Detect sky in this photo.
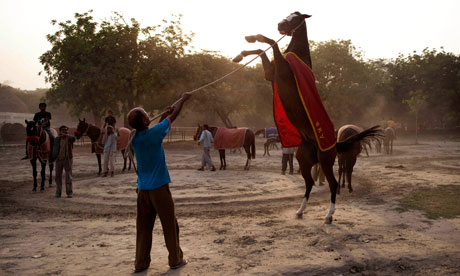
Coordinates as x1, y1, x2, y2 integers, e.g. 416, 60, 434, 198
1, 0, 459, 90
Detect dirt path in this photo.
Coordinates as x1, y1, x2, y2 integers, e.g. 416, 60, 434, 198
0, 138, 459, 275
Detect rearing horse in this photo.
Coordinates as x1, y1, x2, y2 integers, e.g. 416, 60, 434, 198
194, 125, 256, 170
234, 12, 381, 223
25, 120, 56, 192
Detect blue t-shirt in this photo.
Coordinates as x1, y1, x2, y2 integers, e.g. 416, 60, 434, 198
132, 118, 171, 190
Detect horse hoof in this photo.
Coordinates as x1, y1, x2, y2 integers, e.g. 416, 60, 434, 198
325, 216, 333, 224
232, 53, 243, 63
348, 188, 353, 193
296, 212, 303, 219
245, 35, 257, 43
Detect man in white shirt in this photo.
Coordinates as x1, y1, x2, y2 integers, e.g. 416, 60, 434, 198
197, 124, 216, 171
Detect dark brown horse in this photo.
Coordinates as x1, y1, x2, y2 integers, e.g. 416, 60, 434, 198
194, 125, 256, 170
337, 125, 382, 194
75, 118, 131, 175
234, 11, 382, 223
25, 120, 55, 191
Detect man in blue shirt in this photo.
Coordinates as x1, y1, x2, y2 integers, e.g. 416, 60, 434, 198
128, 92, 190, 273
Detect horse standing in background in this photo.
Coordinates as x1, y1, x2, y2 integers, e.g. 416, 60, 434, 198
195, 125, 256, 170
255, 128, 280, 156
25, 120, 56, 191
337, 125, 382, 194
75, 118, 131, 175
233, 11, 382, 223
383, 127, 396, 154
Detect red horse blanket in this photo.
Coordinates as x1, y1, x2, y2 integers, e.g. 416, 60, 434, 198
93, 127, 130, 154
27, 128, 57, 160
213, 128, 247, 149
273, 52, 336, 151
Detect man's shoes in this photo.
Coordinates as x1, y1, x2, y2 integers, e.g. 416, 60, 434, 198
197, 167, 204, 171
133, 267, 149, 273
56, 194, 61, 198
102, 172, 108, 177
110, 171, 114, 177
21, 156, 28, 160
281, 171, 286, 175
170, 259, 188, 269
211, 166, 216, 171
67, 195, 72, 198
289, 171, 294, 175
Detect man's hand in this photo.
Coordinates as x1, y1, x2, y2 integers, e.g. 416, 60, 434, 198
163, 106, 174, 115
182, 92, 192, 101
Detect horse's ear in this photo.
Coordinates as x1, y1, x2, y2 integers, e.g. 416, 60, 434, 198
303, 14, 311, 18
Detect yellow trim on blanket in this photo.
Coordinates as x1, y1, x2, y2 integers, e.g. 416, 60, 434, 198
285, 52, 336, 152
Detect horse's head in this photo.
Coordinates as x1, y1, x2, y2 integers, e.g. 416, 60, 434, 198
25, 120, 40, 146
75, 118, 88, 140
194, 124, 203, 141
278, 12, 311, 35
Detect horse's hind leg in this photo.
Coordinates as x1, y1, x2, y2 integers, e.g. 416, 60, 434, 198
122, 149, 127, 171
319, 150, 339, 224
219, 149, 225, 170
295, 142, 317, 218
96, 154, 102, 175
40, 160, 46, 191
244, 146, 251, 170
347, 156, 357, 193
31, 159, 37, 192
49, 162, 54, 187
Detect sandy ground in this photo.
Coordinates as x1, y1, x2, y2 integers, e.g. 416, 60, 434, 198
0, 137, 459, 276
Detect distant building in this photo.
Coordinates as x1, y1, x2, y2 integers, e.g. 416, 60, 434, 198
0, 112, 34, 126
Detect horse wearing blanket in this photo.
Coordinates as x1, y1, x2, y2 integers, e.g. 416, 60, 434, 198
233, 11, 381, 223
195, 125, 256, 170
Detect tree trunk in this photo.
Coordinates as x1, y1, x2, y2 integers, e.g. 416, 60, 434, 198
215, 109, 234, 128
92, 110, 102, 128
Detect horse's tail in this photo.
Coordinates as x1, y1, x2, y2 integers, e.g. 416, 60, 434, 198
251, 139, 256, 159
336, 125, 383, 153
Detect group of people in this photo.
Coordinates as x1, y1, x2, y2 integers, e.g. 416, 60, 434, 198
25, 104, 122, 196
23, 93, 326, 273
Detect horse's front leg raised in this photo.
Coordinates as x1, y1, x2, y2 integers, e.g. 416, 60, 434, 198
233, 49, 274, 81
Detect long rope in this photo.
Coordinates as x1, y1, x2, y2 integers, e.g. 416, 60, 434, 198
148, 34, 289, 123
126, 20, 306, 174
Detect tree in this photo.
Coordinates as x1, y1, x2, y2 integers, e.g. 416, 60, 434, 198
387, 48, 460, 128
311, 39, 389, 126
40, 11, 193, 126
404, 90, 427, 144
